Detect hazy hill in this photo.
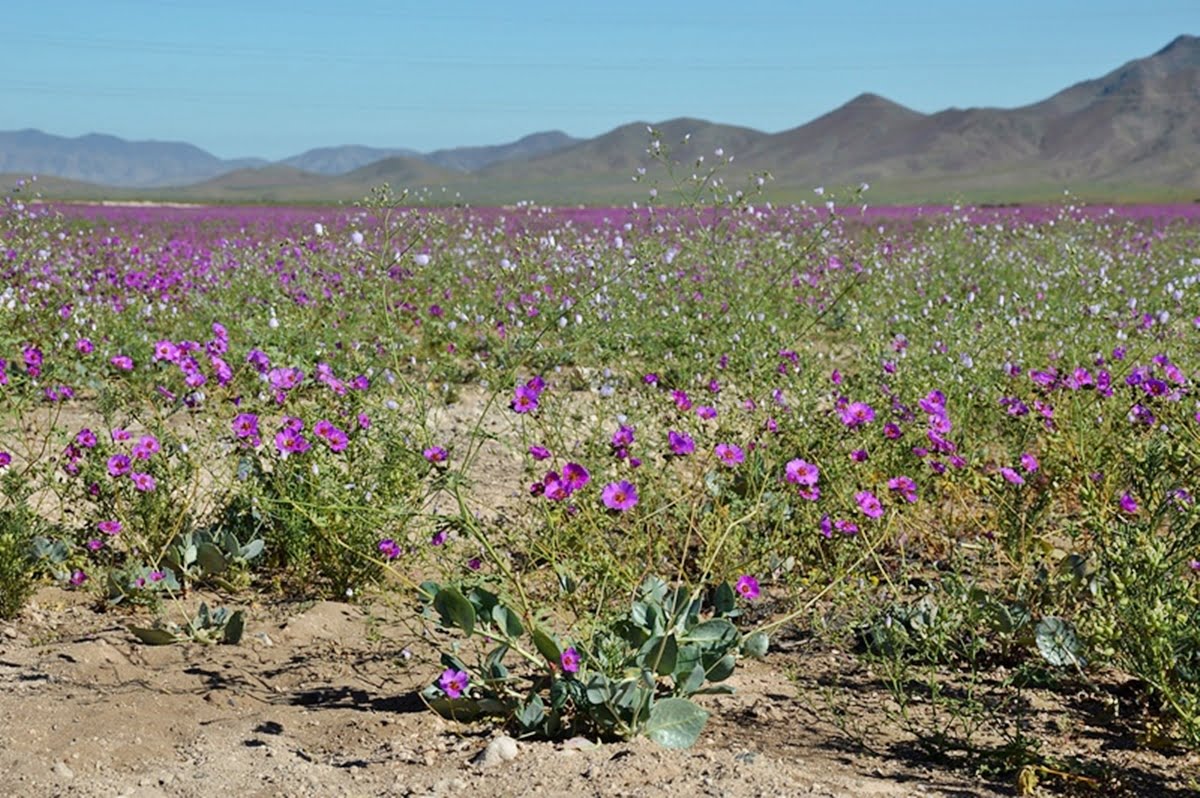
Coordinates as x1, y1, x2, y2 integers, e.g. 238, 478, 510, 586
5, 34, 1199, 203
281, 145, 422, 175
424, 131, 580, 172
0, 129, 266, 187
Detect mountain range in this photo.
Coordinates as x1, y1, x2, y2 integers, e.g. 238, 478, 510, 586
3, 35, 1198, 204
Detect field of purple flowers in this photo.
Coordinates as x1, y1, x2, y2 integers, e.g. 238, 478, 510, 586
2, 176, 1199, 791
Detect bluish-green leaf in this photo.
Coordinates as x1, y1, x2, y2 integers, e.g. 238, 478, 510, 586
433, 586, 476, 637
646, 698, 709, 749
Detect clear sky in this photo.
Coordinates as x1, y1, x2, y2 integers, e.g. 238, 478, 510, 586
2, 0, 1194, 160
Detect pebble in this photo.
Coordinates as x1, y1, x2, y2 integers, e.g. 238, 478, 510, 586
472, 735, 519, 768
53, 761, 74, 780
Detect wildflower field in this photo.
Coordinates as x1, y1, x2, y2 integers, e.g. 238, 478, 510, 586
2, 167, 1200, 795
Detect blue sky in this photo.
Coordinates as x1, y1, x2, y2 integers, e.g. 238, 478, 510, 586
2, 1, 1194, 160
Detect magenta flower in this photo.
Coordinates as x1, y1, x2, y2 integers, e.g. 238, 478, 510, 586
423, 446, 448, 464
999, 467, 1025, 486
75, 428, 98, 449
696, 405, 717, 420
110, 355, 134, 371
855, 490, 884, 519
560, 647, 581, 674
602, 481, 639, 511
0, 451, 11, 468
735, 575, 760, 600
785, 458, 820, 486
86, 539, 104, 552
378, 539, 401, 560
1020, 453, 1039, 473
69, 570, 88, 587
887, 475, 919, 503
512, 384, 539, 413
111, 428, 133, 443
98, 520, 122, 536
562, 462, 590, 492
611, 425, 635, 448
438, 668, 470, 699
839, 401, 876, 428
107, 454, 131, 477
834, 518, 859, 536
274, 429, 311, 456
715, 443, 744, 467
849, 449, 869, 463
232, 413, 259, 439
326, 429, 349, 452
528, 445, 551, 461
130, 472, 156, 492
672, 390, 692, 411
667, 430, 695, 456
819, 515, 833, 539
131, 435, 160, 460
1119, 492, 1139, 514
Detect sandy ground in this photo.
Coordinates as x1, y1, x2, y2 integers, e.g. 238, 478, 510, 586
3, 586, 1198, 798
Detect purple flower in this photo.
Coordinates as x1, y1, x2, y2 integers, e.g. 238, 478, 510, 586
512, 384, 539, 413
75, 428, 97, 449
696, 405, 717, 420
0, 451, 12, 468
1000, 467, 1025, 485
562, 462, 590, 492
849, 449, 869, 463
76, 338, 94, 354
667, 430, 695, 456
1020, 453, 1039, 473
107, 454, 131, 477
834, 518, 859, 536
378, 539, 401, 560
735, 575, 760, 600
232, 413, 260, 439
423, 446, 448, 464
131, 435, 160, 460
887, 476, 918, 503
110, 355, 134, 371
98, 520, 122, 536
715, 443, 744, 467
274, 429, 311, 456
528, 445, 551, 461
601, 481, 638, 511
819, 515, 833, 539
839, 402, 876, 428
430, 529, 449, 546
1119, 492, 1139, 514
130, 472, 157, 492
69, 569, 88, 587
611, 425, 635, 448
86, 538, 105, 552
855, 490, 884, 519
560, 647, 581, 674
785, 458, 820, 486
438, 668, 469, 699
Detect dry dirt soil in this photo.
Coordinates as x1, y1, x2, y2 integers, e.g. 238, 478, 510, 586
2, 586, 1198, 798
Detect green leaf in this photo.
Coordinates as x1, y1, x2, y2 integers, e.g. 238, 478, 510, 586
684, 618, 737, 649
196, 542, 228, 575
741, 631, 769, 660
492, 605, 524, 638
240, 539, 264, 561
713, 582, 736, 616
129, 626, 180, 646
679, 663, 706, 696
531, 627, 561, 663
705, 653, 736, 682
646, 698, 709, 749
433, 587, 476, 637
585, 674, 611, 705
223, 610, 245, 644
642, 634, 677, 676
1035, 617, 1085, 667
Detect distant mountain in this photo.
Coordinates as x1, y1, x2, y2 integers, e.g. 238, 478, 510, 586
0, 129, 266, 187
480, 118, 768, 180
423, 131, 580, 172
281, 145, 421, 175
5, 35, 1199, 203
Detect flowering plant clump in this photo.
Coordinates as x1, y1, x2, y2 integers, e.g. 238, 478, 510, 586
1, 157, 1200, 765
